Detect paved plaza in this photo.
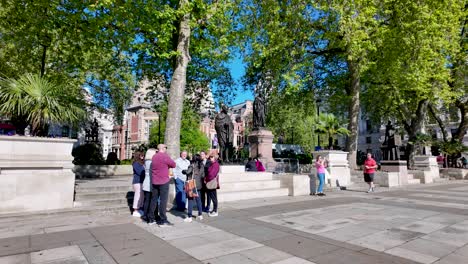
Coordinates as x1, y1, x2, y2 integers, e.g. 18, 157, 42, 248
1, 181, 468, 264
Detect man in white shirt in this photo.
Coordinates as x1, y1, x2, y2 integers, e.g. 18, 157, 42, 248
174, 151, 190, 211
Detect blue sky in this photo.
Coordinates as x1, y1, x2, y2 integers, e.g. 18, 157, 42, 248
227, 56, 254, 105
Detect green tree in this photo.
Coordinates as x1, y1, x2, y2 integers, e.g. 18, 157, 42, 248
0, 73, 86, 136
149, 101, 209, 155
90, 0, 236, 158
0, 0, 135, 124
363, 0, 465, 168
314, 113, 350, 149
267, 89, 318, 152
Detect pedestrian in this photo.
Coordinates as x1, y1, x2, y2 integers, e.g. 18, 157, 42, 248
174, 151, 190, 211
205, 155, 220, 217
132, 151, 145, 217
141, 148, 157, 222
462, 156, 467, 169
314, 155, 327, 196
255, 157, 266, 172
245, 158, 258, 171
364, 153, 378, 193
148, 144, 176, 227
200, 151, 211, 213
183, 154, 204, 222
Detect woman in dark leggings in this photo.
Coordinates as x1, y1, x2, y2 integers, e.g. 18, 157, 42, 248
205, 155, 220, 217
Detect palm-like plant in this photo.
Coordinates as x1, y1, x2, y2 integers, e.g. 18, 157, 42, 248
315, 113, 350, 149
0, 73, 86, 136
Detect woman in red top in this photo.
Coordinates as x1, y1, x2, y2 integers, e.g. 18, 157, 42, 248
364, 153, 378, 193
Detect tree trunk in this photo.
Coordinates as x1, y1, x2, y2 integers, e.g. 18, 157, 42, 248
455, 99, 468, 143
428, 103, 448, 142
40, 44, 47, 77
404, 99, 428, 169
164, 0, 191, 159
345, 59, 360, 170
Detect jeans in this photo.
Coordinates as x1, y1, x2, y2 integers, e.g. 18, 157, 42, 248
187, 189, 203, 217
317, 173, 325, 193
143, 191, 152, 217
149, 182, 169, 222
175, 178, 186, 210
207, 189, 218, 212
201, 186, 210, 211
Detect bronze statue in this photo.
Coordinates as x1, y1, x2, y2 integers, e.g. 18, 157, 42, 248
382, 121, 400, 160
253, 94, 266, 129
215, 105, 234, 162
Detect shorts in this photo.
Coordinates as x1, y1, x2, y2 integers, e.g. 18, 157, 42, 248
364, 173, 374, 183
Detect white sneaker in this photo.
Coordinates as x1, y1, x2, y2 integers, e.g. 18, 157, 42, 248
209, 211, 218, 217
196, 215, 204, 221
184, 217, 193, 223
132, 211, 141, 217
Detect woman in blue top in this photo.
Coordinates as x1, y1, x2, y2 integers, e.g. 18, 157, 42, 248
132, 151, 145, 217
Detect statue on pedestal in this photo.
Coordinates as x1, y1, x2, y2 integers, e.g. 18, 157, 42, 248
215, 105, 234, 162
382, 121, 400, 160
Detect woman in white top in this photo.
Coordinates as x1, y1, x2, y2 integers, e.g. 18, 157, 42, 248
141, 148, 157, 222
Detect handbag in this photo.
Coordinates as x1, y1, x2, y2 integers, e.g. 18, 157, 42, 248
206, 175, 218, 190
185, 179, 198, 198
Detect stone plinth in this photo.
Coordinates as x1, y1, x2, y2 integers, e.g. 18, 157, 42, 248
73, 165, 133, 178
414, 156, 440, 179
248, 129, 276, 171
279, 174, 310, 196
374, 171, 400, 187
0, 136, 76, 213
381, 160, 408, 185
312, 150, 351, 187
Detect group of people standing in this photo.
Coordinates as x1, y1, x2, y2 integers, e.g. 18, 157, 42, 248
131, 144, 220, 227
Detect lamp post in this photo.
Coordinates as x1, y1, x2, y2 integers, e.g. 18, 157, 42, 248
316, 99, 322, 148
158, 112, 161, 145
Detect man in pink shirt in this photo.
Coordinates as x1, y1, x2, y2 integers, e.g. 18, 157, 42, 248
148, 144, 176, 227
364, 153, 378, 193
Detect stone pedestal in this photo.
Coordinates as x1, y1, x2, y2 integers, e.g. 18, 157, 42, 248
279, 174, 310, 196
381, 160, 408, 185
248, 129, 276, 171
312, 150, 351, 187
374, 171, 400, 187
414, 156, 440, 179
0, 136, 76, 213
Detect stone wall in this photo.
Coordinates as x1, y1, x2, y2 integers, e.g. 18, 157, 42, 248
0, 136, 76, 214
73, 165, 133, 179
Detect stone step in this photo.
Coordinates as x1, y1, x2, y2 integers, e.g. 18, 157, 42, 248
220, 165, 245, 174
220, 173, 274, 183
0, 204, 129, 224
74, 198, 130, 207
433, 177, 450, 183
407, 178, 421, 184
221, 180, 281, 192
75, 191, 131, 201
75, 185, 132, 193
218, 188, 289, 203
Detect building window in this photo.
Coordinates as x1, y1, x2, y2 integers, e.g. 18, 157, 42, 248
366, 137, 372, 144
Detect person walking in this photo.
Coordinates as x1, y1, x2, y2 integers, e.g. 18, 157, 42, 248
205, 155, 220, 217
142, 148, 157, 222
132, 151, 145, 217
200, 151, 211, 213
183, 154, 204, 222
314, 155, 327, 196
148, 144, 176, 227
364, 153, 378, 193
